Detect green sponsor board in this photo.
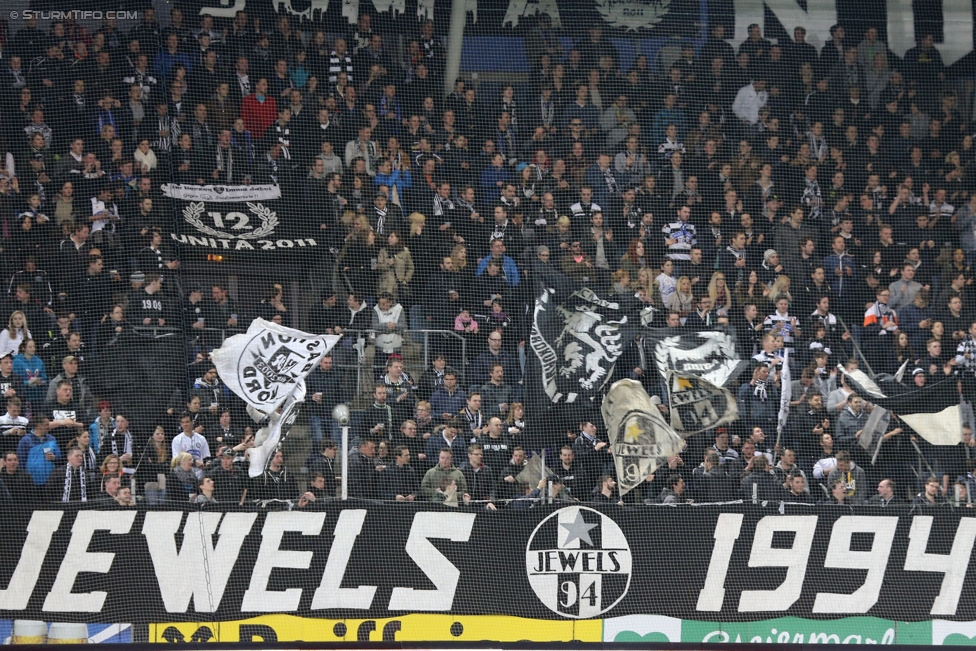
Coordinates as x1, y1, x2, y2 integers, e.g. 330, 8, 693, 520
680, 617, 931, 645
605, 615, 957, 644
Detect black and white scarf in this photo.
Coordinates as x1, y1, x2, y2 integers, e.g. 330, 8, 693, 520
802, 178, 823, 221
540, 97, 554, 128
216, 145, 234, 182
272, 122, 291, 159
61, 463, 87, 502
237, 73, 250, 98
603, 167, 619, 195
374, 205, 388, 235
266, 154, 279, 184
107, 428, 133, 458
753, 379, 768, 401
462, 407, 483, 433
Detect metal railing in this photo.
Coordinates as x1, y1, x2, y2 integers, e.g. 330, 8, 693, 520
168, 324, 469, 400
325, 328, 468, 400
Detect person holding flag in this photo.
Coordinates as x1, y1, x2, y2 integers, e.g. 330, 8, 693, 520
210, 318, 340, 478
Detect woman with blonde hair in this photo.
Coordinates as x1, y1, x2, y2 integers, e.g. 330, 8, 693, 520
408, 212, 426, 236
0, 310, 30, 358
548, 216, 574, 252
505, 402, 526, 439
450, 243, 468, 270
168, 452, 198, 502
767, 275, 793, 308
377, 231, 415, 302
708, 271, 733, 316
666, 276, 694, 319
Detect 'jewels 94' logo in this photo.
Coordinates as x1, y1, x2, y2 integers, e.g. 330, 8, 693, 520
525, 506, 632, 618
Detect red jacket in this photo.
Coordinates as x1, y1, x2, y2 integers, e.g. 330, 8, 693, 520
241, 94, 278, 140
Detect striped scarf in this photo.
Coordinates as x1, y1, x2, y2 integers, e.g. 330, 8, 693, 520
62, 464, 87, 502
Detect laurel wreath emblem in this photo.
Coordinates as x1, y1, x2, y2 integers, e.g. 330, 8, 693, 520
182, 201, 279, 240
594, 0, 672, 31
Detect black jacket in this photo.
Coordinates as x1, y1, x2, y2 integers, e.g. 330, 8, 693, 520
460, 461, 496, 502
379, 463, 421, 500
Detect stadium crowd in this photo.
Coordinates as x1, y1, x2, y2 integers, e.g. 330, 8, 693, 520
0, 8, 975, 509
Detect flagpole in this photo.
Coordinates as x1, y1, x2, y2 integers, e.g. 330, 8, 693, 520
774, 349, 791, 468
909, 436, 938, 478
837, 316, 875, 377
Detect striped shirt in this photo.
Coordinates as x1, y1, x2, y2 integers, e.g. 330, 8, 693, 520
662, 220, 696, 261
328, 51, 354, 84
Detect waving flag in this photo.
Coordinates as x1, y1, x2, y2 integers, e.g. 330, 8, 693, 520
211, 318, 339, 414
667, 371, 738, 436
602, 379, 684, 497
211, 318, 340, 476
840, 367, 961, 446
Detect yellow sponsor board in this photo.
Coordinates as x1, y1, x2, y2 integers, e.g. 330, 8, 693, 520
150, 614, 601, 643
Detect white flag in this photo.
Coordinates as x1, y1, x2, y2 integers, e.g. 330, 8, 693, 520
777, 349, 791, 437
246, 382, 307, 478
602, 379, 683, 497
901, 406, 963, 446
211, 318, 340, 414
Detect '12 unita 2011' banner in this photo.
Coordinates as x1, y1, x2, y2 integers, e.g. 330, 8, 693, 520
164, 183, 321, 258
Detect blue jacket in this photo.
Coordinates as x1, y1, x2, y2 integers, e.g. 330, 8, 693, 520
822, 252, 857, 294
476, 254, 520, 286
18, 431, 60, 469
480, 165, 511, 201
374, 168, 413, 197
13, 353, 46, 387
153, 50, 192, 81
430, 386, 467, 419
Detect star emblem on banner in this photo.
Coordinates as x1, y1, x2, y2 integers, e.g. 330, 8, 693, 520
624, 419, 642, 444
561, 511, 597, 546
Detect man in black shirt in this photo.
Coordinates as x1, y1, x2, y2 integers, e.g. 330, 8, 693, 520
206, 448, 245, 504
379, 445, 421, 501
305, 440, 338, 496
0, 451, 35, 503
249, 448, 297, 502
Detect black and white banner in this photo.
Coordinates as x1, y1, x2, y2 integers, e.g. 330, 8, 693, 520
528, 287, 644, 405
603, 379, 683, 496
647, 327, 746, 389
666, 371, 738, 435
163, 183, 321, 257
4, 504, 976, 623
